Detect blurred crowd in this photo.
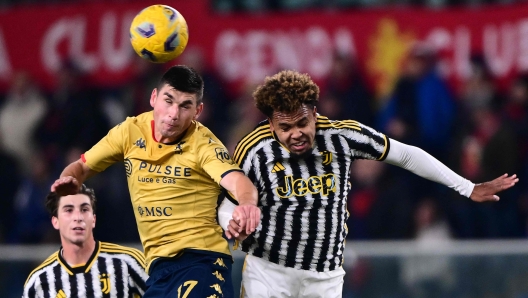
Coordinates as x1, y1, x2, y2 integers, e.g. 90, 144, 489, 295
0, 40, 527, 247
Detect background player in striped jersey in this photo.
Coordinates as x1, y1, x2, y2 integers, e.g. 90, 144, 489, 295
50, 65, 260, 298
219, 70, 519, 298
22, 184, 148, 297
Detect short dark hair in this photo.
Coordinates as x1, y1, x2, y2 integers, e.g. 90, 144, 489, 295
158, 65, 204, 104
253, 70, 320, 118
45, 184, 97, 218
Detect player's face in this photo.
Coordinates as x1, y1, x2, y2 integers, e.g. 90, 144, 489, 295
52, 194, 96, 246
150, 84, 203, 144
269, 105, 317, 155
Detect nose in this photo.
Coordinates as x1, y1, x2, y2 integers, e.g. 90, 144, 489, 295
291, 127, 303, 139
168, 105, 179, 120
73, 210, 84, 222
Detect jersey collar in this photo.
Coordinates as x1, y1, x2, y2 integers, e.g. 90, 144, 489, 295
57, 240, 101, 275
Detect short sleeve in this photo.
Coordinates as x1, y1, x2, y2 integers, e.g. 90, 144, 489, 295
198, 138, 242, 184
83, 121, 127, 172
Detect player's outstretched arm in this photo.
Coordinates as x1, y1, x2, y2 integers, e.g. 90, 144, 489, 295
51, 158, 97, 196
220, 171, 260, 235
384, 139, 520, 200
470, 174, 519, 202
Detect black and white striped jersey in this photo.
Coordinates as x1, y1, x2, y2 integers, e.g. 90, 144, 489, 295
22, 241, 148, 298
231, 115, 389, 272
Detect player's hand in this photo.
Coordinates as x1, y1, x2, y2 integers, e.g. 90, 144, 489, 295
50, 176, 80, 196
225, 219, 249, 241
470, 174, 519, 202
232, 204, 261, 235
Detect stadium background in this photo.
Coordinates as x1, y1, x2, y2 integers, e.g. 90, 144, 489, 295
0, 0, 527, 297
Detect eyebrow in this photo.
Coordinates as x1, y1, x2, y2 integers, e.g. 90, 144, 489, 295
278, 117, 308, 126
179, 99, 194, 106
163, 92, 174, 99
61, 203, 91, 209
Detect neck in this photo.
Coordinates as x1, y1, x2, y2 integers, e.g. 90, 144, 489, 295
61, 238, 96, 266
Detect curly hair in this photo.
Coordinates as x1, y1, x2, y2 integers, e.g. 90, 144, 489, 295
253, 70, 319, 117
45, 184, 97, 218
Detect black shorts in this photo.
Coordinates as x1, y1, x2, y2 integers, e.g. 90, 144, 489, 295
144, 250, 234, 298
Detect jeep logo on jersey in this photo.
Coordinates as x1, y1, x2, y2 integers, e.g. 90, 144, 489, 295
137, 205, 173, 217
276, 174, 337, 198
215, 147, 233, 164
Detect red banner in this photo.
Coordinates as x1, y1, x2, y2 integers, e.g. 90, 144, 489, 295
0, 0, 527, 96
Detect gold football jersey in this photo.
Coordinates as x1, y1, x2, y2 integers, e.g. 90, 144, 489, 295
83, 111, 241, 270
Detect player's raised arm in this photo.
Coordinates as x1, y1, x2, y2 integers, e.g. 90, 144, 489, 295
50, 158, 98, 196
220, 171, 260, 235
384, 138, 519, 201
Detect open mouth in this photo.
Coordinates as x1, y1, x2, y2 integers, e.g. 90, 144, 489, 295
291, 141, 307, 151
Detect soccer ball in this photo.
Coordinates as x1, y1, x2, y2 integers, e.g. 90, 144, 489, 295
130, 5, 189, 63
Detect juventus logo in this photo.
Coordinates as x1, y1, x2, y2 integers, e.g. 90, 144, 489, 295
320, 150, 333, 165
100, 273, 111, 294
271, 162, 285, 173
55, 289, 66, 298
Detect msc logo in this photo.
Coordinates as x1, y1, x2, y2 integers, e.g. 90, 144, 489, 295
215, 147, 233, 164
276, 174, 336, 198
320, 150, 333, 166
124, 159, 132, 177
134, 138, 146, 150
137, 205, 173, 217
100, 273, 111, 294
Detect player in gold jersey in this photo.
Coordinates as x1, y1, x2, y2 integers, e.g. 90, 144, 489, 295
50, 65, 260, 298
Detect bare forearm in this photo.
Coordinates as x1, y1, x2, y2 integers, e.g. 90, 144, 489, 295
60, 159, 98, 187
220, 171, 258, 206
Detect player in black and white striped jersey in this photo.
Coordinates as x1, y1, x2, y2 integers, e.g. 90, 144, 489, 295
22, 185, 148, 298
218, 70, 519, 298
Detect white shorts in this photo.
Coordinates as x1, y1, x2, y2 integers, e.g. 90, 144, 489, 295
240, 255, 345, 298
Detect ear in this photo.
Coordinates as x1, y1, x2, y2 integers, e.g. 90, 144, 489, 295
149, 88, 158, 108
92, 214, 96, 229
51, 216, 59, 230
193, 103, 204, 120
312, 106, 317, 118
268, 117, 275, 132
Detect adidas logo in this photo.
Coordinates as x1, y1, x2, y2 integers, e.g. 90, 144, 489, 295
56, 289, 66, 298
271, 162, 285, 173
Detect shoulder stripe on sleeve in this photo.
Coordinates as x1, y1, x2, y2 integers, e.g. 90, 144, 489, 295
24, 251, 58, 286
233, 123, 269, 159
317, 122, 361, 131
233, 126, 273, 164
101, 242, 145, 261
100, 243, 146, 267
